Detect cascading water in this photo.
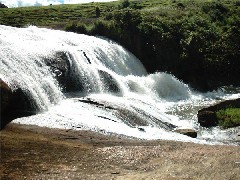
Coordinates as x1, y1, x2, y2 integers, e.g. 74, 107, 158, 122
1, 25, 239, 144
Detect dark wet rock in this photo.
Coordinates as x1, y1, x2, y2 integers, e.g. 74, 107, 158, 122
83, 51, 91, 64
44, 51, 71, 89
174, 129, 197, 138
198, 110, 218, 127
98, 70, 120, 93
78, 98, 116, 110
97, 116, 117, 122
1, 79, 13, 128
0, 79, 36, 129
138, 127, 145, 132
236, 133, 240, 141
197, 98, 240, 128
0, 79, 12, 112
77, 97, 176, 130
44, 51, 85, 91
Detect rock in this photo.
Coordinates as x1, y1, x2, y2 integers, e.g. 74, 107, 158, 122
236, 133, 240, 141
0, 79, 36, 129
1, 79, 13, 128
44, 51, 71, 90
197, 110, 218, 127
197, 98, 240, 128
0, 79, 13, 112
98, 70, 120, 93
174, 129, 197, 138
138, 127, 145, 132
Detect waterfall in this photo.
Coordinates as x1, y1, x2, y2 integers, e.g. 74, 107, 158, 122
1, 25, 239, 144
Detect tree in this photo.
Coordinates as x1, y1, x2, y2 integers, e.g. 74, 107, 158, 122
0, 3, 8, 8
96, 7, 100, 18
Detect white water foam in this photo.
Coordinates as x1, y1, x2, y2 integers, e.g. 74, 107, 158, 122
1, 25, 240, 144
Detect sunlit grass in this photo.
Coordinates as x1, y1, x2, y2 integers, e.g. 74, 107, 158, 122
216, 108, 240, 129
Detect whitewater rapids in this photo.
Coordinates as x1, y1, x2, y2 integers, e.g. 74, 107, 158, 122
0, 25, 239, 144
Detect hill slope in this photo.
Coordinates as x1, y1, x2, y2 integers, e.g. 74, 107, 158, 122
0, 0, 240, 91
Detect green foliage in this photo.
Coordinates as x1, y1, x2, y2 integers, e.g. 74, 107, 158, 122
0, 0, 240, 90
216, 108, 240, 129
95, 7, 101, 18
119, 0, 130, 9
65, 22, 87, 34
202, 2, 229, 22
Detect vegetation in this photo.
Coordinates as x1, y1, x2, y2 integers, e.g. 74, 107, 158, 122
216, 108, 240, 129
0, 0, 240, 91
0, 3, 8, 8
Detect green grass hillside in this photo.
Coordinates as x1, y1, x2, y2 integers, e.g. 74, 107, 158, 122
0, 0, 240, 91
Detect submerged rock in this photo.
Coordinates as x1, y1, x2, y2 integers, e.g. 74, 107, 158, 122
44, 51, 71, 90
98, 70, 120, 93
174, 129, 197, 138
197, 98, 240, 128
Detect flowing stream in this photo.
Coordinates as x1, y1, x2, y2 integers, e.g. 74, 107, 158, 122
1, 25, 239, 144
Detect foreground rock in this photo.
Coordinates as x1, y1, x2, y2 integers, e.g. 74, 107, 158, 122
0, 79, 36, 129
197, 98, 240, 128
174, 129, 197, 138
0, 79, 13, 128
1, 124, 240, 180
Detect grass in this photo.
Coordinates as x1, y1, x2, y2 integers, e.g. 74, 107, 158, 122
0, 0, 240, 91
1, 0, 238, 28
0, 1, 123, 28
216, 108, 240, 129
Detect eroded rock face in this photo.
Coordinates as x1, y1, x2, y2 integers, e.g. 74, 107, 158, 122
0, 79, 36, 129
1, 79, 13, 128
197, 98, 240, 128
1, 79, 13, 114
44, 51, 71, 90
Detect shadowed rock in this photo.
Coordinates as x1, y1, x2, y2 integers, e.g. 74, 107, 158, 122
0, 79, 36, 129
174, 129, 197, 138
197, 98, 240, 128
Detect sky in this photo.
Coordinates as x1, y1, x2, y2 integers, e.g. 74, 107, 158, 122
0, 0, 117, 8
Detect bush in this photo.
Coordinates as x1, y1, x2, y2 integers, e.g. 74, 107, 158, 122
65, 22, 87, 34
119, 0, 130, 9
216, 108, 240, 128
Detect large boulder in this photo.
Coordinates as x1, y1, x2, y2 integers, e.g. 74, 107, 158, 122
1, 79, 13, 115
44, 51, 71, 90
0, 79, 36, 129
197, 110, 218, 127
197, 98, 240, 128
1, 79, 13, 128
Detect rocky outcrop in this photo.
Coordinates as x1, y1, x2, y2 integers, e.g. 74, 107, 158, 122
1, 79, 13, 115
0, 79, 36, 129
174, 129, 197, 138
197, 98, 240, 128
197, 111, 218, 127
44, 51, 71, 90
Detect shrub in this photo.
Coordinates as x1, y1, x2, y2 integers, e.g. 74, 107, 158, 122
216, 108, 240, 129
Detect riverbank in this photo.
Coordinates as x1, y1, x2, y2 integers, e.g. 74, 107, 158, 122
1, 123, 239, 179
